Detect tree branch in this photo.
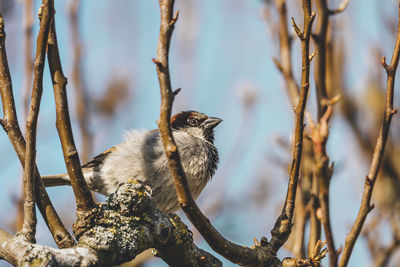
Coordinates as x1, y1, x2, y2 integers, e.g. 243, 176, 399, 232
308, 188, 321, 257
0, 182, 222, 267
0, 13, 75, 248
312, 3, 346, 264
272, 0, 300, 106
269, 0, 315, 252
19, 0, 54, 244
339, 3, 400, 267
153, 0, 291, 265
314, 0, 329, 119
13, 0, 34, 235
307, 106, 337, 266
68, 0, 92, 164
21, 0, 34, 120
46, 0, 96, 213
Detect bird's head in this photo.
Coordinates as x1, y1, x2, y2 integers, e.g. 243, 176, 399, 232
171, 111, 222, 143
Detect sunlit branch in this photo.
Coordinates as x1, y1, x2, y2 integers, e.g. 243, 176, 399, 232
269, 0, 315, 252
339, 3, 400, 267
0, 12, 75, 249
46, 0, 96, 213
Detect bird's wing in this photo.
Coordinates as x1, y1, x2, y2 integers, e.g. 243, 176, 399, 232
82, 147, 116, 169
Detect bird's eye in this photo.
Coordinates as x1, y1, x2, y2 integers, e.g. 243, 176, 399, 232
188, 118, 198, 126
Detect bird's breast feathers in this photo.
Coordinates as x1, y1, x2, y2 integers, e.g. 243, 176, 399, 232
98, 129, 218, 195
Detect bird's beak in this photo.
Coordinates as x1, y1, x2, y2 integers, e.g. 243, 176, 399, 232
203, 117, 222, 130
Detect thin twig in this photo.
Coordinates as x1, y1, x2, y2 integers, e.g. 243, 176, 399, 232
0, 13, 75, 249
22, 0, 34, 120
19, 0, 54, 244
312, 2, 347, 264
374, 238, 400, 267
272, 0, 300, 106
68, 0, 92, 164
308, 178, 321, 257
314, 0, 329, 119
283, 240, 328, 267
291, 189, 309, 258
307, 106, 337, 266
268, 1, 315, 257
288, 136, 315, 259
313, 2, 334, 262
339, 3, 400, 267
363, 215, 400, 267
13, 0, 34, 235
46, 0, 96, 213
269, 0, 315, 252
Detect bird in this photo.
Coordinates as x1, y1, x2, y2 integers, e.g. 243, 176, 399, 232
42, 111, 222, 213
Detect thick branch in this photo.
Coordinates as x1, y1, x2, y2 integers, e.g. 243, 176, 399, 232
0, 182, 221, 267
269, 0, 315, 252
46, 2, 96, 213
0, 14, 75, 248
339, 4, 400, 267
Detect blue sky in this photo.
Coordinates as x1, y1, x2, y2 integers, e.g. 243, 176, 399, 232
0, 0, 399, 266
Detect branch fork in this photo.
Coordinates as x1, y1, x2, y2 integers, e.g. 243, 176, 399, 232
291, 12, 316, 40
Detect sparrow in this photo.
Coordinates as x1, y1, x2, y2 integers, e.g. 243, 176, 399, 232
42, 111, 222, 213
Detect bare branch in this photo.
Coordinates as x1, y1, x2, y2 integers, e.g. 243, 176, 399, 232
269, 0, 315, 252
339, 3, 400, 267
21, 0, 34, 120
290, 188, 309, 259
13, 0, 34, 236
272, 57, 284, 73
270, 0, 300, 106
283, 240, 327, 267
362, 215, 400, 267
19, 0, 54, 243
308, 190, 321, 257
154, 0, 287, 265
310, 1, 347, 263
0, 12, 75, 248
0, 182, 222, 267
0, 228, 16, 266
68, 0, 92, 163
46, 1, 96, 213
314, 0, 330, 119
309, 51, 317, 62
308, 106, 338, 266
381, 56, 388, 70
291, 17, 303, 39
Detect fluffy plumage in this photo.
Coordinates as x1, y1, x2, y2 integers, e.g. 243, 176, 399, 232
42, 111, 221, 213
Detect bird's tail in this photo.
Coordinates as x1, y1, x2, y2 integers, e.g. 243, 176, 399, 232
41, 173, 71, 187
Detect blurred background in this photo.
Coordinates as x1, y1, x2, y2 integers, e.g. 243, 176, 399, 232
0, 0, 399, 266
